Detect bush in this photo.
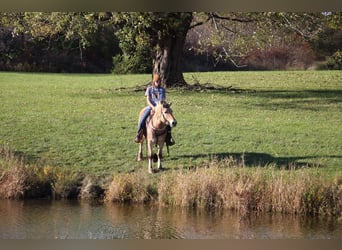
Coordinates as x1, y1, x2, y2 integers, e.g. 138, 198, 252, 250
245, 47, 290, 70
112, 50, 152, 74
244, 44, 315, 70
327, 50, 342, 70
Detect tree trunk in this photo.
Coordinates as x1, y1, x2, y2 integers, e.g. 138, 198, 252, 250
152, 14, 193, 88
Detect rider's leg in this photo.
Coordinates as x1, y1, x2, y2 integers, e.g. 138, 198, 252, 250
135, 107, 152, 143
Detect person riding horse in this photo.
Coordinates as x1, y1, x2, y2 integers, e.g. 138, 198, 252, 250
134, 73, 175, 146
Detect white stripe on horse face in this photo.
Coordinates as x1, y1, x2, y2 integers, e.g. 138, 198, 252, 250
162, 111, 177, 128
169, 119, 177, 128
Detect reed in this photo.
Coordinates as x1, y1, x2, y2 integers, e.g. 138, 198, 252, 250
1, 144, 340, 216
0, 145, 95, 199
105, 164, 341, 216
155, 166, 341, 216
105, 170, 157, 203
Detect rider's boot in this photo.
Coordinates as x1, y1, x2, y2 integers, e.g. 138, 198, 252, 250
134, 130, 143, 143
166, 126, 175, 146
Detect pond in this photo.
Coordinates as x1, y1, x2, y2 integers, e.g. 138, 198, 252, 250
0, 200, 340, 239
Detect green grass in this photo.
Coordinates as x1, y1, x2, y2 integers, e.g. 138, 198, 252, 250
0, 71, 341, 178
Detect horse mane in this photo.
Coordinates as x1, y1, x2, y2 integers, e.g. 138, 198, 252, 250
159, 100, 171, 108
153, 101, 172, 120
154, 101, 164, 117
154, 102, 163, 116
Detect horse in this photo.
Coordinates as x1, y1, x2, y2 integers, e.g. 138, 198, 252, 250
137, 101, 177, 173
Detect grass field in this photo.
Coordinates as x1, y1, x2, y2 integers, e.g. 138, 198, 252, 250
0, 71, 341, 212
0, 71, 341, 177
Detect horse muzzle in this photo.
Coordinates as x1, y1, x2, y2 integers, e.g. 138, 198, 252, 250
170, 120, 177, 127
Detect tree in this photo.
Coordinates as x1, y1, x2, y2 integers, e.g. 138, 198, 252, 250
112, 12, 193, 87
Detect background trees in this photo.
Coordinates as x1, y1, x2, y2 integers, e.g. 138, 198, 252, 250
0, 12, 119, 73
0, 12, 341, 86
185, 12, 341, 71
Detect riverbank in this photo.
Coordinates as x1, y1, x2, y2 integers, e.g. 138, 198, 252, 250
1, 145, 341, 216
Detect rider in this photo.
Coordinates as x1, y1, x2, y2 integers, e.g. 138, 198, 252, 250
134, 73, 175, 146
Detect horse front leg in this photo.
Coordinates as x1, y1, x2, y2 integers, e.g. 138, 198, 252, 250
157, 143, 163, 171
137, 142, 143, 161
147, 141, 153, 174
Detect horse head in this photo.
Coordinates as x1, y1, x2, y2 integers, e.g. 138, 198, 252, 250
155, 101, 177, 128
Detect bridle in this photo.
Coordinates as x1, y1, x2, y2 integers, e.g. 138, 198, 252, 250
149, 105, 172, 136
160, 108, 172, 125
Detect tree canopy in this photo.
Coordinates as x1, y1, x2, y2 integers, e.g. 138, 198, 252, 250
0, 12, 341, 86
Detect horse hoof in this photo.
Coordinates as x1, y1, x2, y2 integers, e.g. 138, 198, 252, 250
148, 168, 153, 174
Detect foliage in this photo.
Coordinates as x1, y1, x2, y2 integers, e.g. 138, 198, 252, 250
323, 12, 342, 30
313, 28, 342, 61
9, 12, 98, 49
112, 12, 193, 47
185, 12, 332, 70
327, 50, 342, 70
1, 12, 341, 75
112, 49, 152, 74
0, 12, 119, 72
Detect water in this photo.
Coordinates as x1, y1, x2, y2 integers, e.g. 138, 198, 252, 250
0, 200, 341, 239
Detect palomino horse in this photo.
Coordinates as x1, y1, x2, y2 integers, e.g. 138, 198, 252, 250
137, 101, 177, 173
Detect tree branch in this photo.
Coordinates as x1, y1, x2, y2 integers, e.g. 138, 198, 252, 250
209, 12, 254, 23
189, 15, 211, 29
280, 13, 310, 41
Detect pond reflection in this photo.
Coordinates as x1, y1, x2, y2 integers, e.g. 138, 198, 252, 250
0, 200, 340, 239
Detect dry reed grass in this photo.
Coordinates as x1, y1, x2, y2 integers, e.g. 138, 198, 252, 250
1, 145, 341, 216
105, 165, 341, 216
0, 145, 36, 199
105, 171, 157, 204
0, 145, 91, 199
157, 166, 341, 215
